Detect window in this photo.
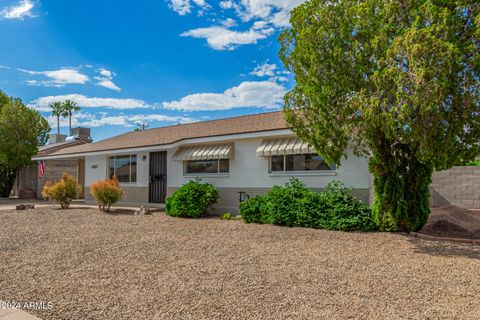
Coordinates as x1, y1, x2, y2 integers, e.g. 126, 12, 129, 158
185, 159, 229, 174
270, 154, 334, 172
108, 155, 137, 183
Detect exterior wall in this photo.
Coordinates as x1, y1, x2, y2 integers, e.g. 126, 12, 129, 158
167, 137, 370, 214
83, 136, 371, 211
85, 186, 149, 205
430, 166, 480, 209
84, 151, 150, 205
168, 138, 369, 189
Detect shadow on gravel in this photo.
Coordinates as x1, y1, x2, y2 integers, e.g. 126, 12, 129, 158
107, 209, 138, 215
408, 237, 480, 260
106, 208, 164, 215
52, 206, 93, 210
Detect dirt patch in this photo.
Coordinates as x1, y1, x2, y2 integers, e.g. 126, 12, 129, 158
421, 205, 480, 239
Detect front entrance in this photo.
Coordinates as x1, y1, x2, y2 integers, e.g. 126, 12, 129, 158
149, 151, 167, 203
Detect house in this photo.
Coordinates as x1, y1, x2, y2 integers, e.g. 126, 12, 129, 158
32, 111, 373, 214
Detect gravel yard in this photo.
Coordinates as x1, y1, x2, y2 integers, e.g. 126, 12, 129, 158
0, 207, 479, 320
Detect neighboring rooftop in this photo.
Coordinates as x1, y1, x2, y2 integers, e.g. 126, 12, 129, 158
37, 140, 89, 156
37, 111, 288, 157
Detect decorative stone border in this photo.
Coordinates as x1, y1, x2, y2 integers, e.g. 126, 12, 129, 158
409, 232, 480, 245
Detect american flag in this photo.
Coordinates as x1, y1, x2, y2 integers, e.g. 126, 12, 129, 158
39, 161, 46, 178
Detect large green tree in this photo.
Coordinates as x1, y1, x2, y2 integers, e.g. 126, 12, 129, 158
279, 0, 480, 231
0, 91, 50, 197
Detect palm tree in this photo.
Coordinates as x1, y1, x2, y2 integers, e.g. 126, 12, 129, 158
62, 100, 80, 135
49, 101, 66, 134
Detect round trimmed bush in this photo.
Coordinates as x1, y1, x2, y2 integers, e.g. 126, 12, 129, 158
90, 177, 123, 212
165, 178, 218, 218
42, 173, 80, 209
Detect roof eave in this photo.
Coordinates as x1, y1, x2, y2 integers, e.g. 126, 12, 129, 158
32, 128, 293, 160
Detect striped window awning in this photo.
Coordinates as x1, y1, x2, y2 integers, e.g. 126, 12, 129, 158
256, 138, 315, 157
173, 144, 234, 161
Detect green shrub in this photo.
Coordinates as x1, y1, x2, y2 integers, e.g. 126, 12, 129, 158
165, 178, 218, 218
464, 160, 480, 166
90, 178, 123, 212
316, 181, 376, 231
220, 213, 233, 220
239, 178, 377, 231
240, 195, 268, 224
42, 173, 80, 209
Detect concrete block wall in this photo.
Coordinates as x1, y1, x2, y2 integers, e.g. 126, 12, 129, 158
430, 166, 480, 209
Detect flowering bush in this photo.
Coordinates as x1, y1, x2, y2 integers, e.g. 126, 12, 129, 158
90, 177, 123, 212
42, 173, 80, 209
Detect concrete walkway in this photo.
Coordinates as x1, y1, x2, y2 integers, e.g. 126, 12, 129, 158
0, 199, 163, 212
0, 199, 54, 211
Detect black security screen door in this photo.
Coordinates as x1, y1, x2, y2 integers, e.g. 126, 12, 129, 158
149, 151, 167, 203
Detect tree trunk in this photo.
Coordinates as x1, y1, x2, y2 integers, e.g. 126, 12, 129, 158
370, 150, 433, 232
0, 167, 17, 198
69, 112, 72, 135
57, 115, 60, 134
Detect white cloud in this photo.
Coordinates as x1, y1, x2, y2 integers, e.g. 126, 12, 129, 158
250, 62, 277, 77
46, 113, 127, 128
45, 115, 79, 129
0, 0, 36, 19
170, 0, 304, 26
249, 62, 291, 82
162, 80, 285, 111
219, 0, 234, 9
19, 68, 89, 87
231, 0, 305, 27
170, 0, 306, 49
221, 17, 237, 27
94, 68, 121, 92
181, 24, 274, 50
98, 68, 113, 78
95, 78, 121, 92
46, 111, 197, 129
169, 0, 210, 15
268, 9, 291, 28
29, 94, 150, 111
268, 76, 289, 82
80, 116, 129, 127
129, 114, 196, 124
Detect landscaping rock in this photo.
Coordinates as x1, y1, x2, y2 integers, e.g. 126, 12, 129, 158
15, 203, 35, 210
1, 207, 479, 320
24, 203, 35, 209
135, 206, 151, 215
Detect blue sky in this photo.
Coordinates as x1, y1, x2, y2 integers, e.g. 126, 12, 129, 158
0, 0, 303, 141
